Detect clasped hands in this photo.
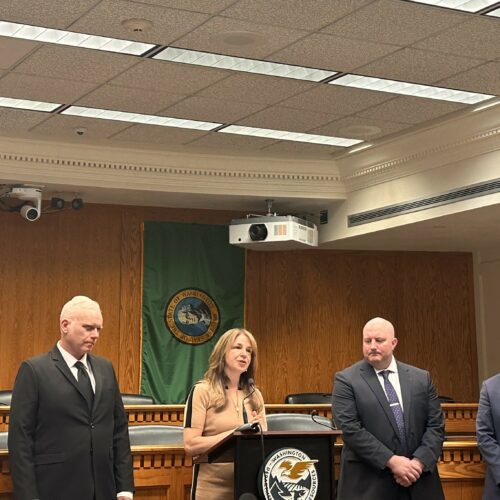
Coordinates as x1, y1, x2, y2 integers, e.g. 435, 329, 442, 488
386, 455, 424, 487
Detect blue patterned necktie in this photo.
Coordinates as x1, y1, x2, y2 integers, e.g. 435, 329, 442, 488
379, 370, 406, 447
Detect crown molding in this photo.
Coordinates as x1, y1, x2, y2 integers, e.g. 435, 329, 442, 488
339, 107, 500, 192
0, 136, 345, 202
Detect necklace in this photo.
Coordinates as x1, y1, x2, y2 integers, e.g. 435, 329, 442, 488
230, 389, 240, 414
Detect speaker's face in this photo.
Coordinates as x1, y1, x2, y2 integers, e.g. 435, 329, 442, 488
224, 333, 252, 376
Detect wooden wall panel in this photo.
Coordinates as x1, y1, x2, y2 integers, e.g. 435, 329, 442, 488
245, 250, 478, 403
0, 205, 478, 405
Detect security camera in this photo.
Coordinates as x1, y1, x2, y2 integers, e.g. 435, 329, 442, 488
20, 204, 40, 221
4, 186, 42, 222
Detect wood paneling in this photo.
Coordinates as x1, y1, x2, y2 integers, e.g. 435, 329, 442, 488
245, 250, 478, 403
0, 205, 478, 404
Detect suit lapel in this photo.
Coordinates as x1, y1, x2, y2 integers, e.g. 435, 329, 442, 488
397, 361, 412, 435
88, 355, 102, 412
360, 360, 401, 439
51, 346, 89, 408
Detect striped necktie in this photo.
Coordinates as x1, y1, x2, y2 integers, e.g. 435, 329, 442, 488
379, 370, 406, 446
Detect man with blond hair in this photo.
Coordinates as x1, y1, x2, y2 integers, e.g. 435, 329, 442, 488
9, 296, 134, 500
333, 317, 444, 500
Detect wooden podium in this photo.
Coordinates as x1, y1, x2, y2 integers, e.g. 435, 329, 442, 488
198, 429, 340, 499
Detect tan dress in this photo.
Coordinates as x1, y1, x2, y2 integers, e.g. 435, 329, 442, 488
184, 381, 266, 500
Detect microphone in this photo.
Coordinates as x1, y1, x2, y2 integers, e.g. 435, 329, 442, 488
311, 409, 337, 430
241, 377, 256, 424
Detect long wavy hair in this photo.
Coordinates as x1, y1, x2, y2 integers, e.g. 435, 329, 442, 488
203, 328, 261, 411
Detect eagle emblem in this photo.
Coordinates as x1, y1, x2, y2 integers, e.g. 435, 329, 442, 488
260, 448, 319, 499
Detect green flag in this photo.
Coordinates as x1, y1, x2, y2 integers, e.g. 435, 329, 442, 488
141, 221, 245, 404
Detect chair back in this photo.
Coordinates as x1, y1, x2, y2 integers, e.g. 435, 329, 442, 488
128, 425, 184, 446
121, 393, 155, 405
285, 392, 332, 404
266, 413, 333, 431
0, 432, 7, 450
0, 391, 12, 406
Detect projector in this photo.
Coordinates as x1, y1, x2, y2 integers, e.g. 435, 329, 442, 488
229, 215, 318, 250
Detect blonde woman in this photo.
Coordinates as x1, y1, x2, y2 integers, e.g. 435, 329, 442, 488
184, 328, 266, 499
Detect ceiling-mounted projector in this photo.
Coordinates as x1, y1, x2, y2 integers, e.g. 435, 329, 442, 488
229, 215, 318, 250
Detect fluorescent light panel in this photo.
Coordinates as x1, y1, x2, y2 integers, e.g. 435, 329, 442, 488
220, 125, 363, 147
0, 96, 60, 112
62, 106, 221, 130
0, 21, 154, 56
329, 74, 494, 104
405, 0, 499, 12
486, 6, 500, 15
154, 47, 336, 82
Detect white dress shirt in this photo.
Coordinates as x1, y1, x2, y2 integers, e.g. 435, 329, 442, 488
373, 356, 404, 411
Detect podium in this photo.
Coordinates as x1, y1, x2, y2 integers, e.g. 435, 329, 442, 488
197, 429, 340, 499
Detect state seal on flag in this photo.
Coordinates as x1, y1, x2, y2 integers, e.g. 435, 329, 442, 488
165, 288, 220, 344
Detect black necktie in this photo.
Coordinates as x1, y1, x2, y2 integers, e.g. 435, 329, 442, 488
379, 370, 406, 447
75, 361, 94, 409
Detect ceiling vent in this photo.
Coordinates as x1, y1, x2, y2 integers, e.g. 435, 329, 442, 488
348, 178, 500, 227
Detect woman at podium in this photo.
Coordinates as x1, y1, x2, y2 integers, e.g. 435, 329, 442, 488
184, 328, 267, 499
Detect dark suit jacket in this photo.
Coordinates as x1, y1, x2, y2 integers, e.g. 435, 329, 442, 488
8, 345, 134, 500
476, 373, 500, 499
332, 359, 444, 500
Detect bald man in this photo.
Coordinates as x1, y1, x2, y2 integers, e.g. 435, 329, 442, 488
8, 296, 134, 500
332, 317, 444, 500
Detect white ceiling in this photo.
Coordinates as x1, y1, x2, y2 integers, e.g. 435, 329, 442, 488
0, 0, 499, 252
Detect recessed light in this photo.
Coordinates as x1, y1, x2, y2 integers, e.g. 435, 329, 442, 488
0, 96, 60, 112
153, 47, 336, 82
0, 20, 155, 56
329, 74, 494, 104
405, 0, 500, 13
219, 125, 363, 147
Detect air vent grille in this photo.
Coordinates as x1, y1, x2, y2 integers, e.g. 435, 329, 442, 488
348, 178, 500, 227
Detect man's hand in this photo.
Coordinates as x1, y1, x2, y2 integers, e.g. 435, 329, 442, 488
386, 455, 422, 487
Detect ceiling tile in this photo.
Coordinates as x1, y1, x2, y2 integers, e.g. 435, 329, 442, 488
13, 45, 137, 84
172, 16, 307, 59
355, 48, 484, 85
414, 17, 500, 61
221, 0, 373, 31
30, 114, 131, 138
280, 85, 393, 116
0, 0, 103, 28
437, 62, 500, 96
270, 33, 399, 73
161, 96, 265, 124
0, 73, 97, 104
237, 106, 340, 132
127, 0, 235, 14
321, 0, 466, 45
76, 84, 185, 113
262, 140, 342, 159
356, 96, 466, 124
198, 73, 312, 105
188, 131, 277, 150
110, 60, 228, 94
111, 123, 208, 145
0, 38, 39, 70
70, 0, 210, 46
312, 115, 411, 140
0, 108, 49, 131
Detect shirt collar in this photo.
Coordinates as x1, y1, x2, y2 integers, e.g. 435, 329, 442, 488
57, 341, 89, 369
374, 356, 398, 376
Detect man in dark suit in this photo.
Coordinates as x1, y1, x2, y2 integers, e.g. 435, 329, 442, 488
8, 296, 134, 500
332, 317, 444, 500
476, 373, 500, 499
